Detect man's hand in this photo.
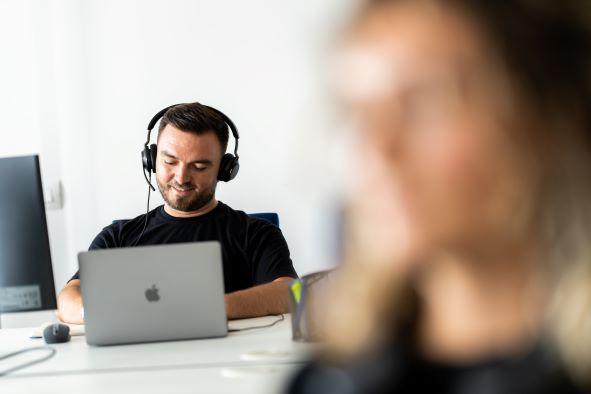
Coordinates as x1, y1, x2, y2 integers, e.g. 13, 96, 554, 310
224, 276, 294, 320
57, 279, 84, 324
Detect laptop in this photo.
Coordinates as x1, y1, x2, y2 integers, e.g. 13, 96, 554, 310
78, 241, 228, 346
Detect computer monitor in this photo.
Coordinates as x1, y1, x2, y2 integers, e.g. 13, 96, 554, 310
0, 155, 57, 318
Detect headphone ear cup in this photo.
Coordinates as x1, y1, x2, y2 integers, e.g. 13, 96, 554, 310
142, 146, 151, 173
218, 153, 239, 182
149, 144, 157, 173
228, 157, 239, 180
142, 144, 157, 173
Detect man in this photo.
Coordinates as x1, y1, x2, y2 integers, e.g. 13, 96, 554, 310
57, 102, 298, 324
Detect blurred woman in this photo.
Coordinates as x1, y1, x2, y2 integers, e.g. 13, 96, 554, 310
288, 0, 591, 392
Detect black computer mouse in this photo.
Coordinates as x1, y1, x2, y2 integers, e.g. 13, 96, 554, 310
43, 323, 71, 344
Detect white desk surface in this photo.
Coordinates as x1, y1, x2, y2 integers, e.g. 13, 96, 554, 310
0, 315, 315, 394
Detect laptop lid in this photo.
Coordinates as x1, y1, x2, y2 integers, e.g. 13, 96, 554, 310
78, 241, 227, 346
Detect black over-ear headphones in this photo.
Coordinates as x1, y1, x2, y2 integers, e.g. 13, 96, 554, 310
141, 103, 240, 190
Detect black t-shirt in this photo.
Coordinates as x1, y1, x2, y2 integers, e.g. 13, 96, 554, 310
287, 341, 585, 394
70, 202, 298, 293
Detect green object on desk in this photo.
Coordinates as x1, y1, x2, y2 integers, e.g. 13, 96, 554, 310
290, 280, 302, 304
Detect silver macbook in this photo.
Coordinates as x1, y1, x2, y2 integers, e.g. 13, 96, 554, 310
78, 241, 228, 346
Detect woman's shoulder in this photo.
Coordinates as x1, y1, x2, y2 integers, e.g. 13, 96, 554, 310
286, 342, 587, 394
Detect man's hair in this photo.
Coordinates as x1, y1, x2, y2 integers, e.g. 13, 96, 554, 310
157, 102, 230, 152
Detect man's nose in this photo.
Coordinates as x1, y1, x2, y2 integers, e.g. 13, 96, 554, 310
174, 165, 190, 184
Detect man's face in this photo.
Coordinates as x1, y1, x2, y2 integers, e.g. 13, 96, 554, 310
155, 125, 223, 212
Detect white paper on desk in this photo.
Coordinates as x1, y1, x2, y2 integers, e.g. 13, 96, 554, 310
29, 323, 85, 339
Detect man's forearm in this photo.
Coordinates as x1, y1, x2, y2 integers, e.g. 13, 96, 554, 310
56, 277, 293, 323
57, 280, 84, 324
225, 277, 292, 320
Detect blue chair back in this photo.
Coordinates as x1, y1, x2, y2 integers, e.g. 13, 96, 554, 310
248, 212, 280, 227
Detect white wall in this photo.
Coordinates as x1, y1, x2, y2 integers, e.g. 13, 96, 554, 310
0, 0, 355, 327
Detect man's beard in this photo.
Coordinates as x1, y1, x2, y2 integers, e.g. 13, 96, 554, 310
157, 178, 217, 212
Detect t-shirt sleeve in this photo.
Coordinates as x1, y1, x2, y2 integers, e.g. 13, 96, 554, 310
248, 221, 298, 285
67, 225, 119, 283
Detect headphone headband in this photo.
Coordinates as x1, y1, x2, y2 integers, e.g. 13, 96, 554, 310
145, 103, 239, 158
141, 102, 241, 186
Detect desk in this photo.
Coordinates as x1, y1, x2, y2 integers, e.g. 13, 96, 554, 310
0, 315, 314, 393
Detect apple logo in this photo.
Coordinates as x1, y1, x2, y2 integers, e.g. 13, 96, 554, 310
145, 284, 160, 302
